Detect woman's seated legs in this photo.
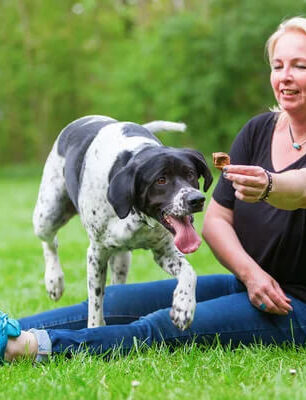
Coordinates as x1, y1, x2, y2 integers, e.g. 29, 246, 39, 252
5, 274, 306, 360
19, 274, 240, 331
47, 290, 306, 357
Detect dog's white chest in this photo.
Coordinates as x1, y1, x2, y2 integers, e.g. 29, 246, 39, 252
103, 216, 167, 251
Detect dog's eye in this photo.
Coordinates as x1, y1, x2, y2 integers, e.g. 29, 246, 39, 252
187, 171, 196, 180
156, 177, 167, 185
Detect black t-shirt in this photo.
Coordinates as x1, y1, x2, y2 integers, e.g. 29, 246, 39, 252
213, 112, 306, 302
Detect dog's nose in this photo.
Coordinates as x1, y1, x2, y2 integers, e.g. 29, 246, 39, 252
185, 192, 205, 212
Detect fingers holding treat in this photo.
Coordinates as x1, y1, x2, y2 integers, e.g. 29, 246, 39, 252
212, 154, 271, 202
222, 165, 270, 202
212, 152, 230, 171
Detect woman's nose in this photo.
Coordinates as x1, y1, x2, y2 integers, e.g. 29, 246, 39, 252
280, 66, 293, 81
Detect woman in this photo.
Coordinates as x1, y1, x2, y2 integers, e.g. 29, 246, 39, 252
2, 16, 306, 363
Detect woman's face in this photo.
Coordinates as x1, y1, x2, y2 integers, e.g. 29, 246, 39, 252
270, 30, 306, 116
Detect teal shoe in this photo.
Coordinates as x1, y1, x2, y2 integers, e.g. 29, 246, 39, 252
0, 312, 21, 362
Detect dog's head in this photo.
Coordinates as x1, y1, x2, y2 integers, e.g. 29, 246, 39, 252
107, 146, 213, 254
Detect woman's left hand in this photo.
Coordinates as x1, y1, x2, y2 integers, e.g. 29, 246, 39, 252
223, 165, 269, 202
244, 267, 293, 315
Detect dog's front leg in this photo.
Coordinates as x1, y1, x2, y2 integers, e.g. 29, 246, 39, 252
87, 242, 108, 328
153, 247, 197, 331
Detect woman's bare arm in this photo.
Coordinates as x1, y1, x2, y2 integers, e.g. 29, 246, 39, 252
223, 165, 306, 210
202, 198, 292, 314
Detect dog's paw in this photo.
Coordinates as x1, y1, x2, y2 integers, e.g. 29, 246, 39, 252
170, 290, 196, 331
45, 273, 65, 301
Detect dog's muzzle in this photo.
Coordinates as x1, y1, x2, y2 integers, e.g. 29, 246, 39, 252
185, 192, 205, 213
160, 189, 205, 254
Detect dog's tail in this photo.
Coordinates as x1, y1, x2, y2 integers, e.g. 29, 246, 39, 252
143, 121, 186, 134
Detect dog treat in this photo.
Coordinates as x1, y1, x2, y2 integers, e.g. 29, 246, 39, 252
212, 152, 230, 170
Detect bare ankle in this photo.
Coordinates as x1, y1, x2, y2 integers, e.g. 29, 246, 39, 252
4, 331, 38, 362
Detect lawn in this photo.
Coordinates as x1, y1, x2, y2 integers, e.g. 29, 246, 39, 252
0, 165, 305, 400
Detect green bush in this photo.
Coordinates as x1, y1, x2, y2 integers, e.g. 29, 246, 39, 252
0, 0, 305, 163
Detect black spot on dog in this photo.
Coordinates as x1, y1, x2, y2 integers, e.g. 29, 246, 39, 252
95, 287, 102, 296
122, 124, 161, 144
57, 118, 116, 210
108, 151, 133, 184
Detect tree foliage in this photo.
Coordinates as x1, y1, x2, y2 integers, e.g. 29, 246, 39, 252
0, 0, 305, 163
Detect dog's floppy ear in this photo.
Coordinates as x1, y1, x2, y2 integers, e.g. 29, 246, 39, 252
107, 163, 137, 219
182, 149, 213, 192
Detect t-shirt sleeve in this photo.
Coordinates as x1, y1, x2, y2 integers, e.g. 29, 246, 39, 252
213, 119, 253, 209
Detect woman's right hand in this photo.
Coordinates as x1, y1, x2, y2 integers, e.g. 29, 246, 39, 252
244, 268, 293, 315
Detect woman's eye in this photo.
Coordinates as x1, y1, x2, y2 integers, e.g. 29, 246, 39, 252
272, 65, 282, 70
296, 64, 306, 69
156, 177, 167, 185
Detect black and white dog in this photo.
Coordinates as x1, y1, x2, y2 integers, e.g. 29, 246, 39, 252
33, 115, 213, 330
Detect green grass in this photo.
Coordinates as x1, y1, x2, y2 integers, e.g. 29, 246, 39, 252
0, 165, 305, 400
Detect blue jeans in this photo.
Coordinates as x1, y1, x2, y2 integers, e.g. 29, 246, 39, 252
18, 274, 306, 357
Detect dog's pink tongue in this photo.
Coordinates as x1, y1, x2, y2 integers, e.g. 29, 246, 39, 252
168, 216, 201, 254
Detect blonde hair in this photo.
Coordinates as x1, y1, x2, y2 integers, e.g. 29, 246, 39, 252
266, 17, 306, 114
266, 17, 306, 64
